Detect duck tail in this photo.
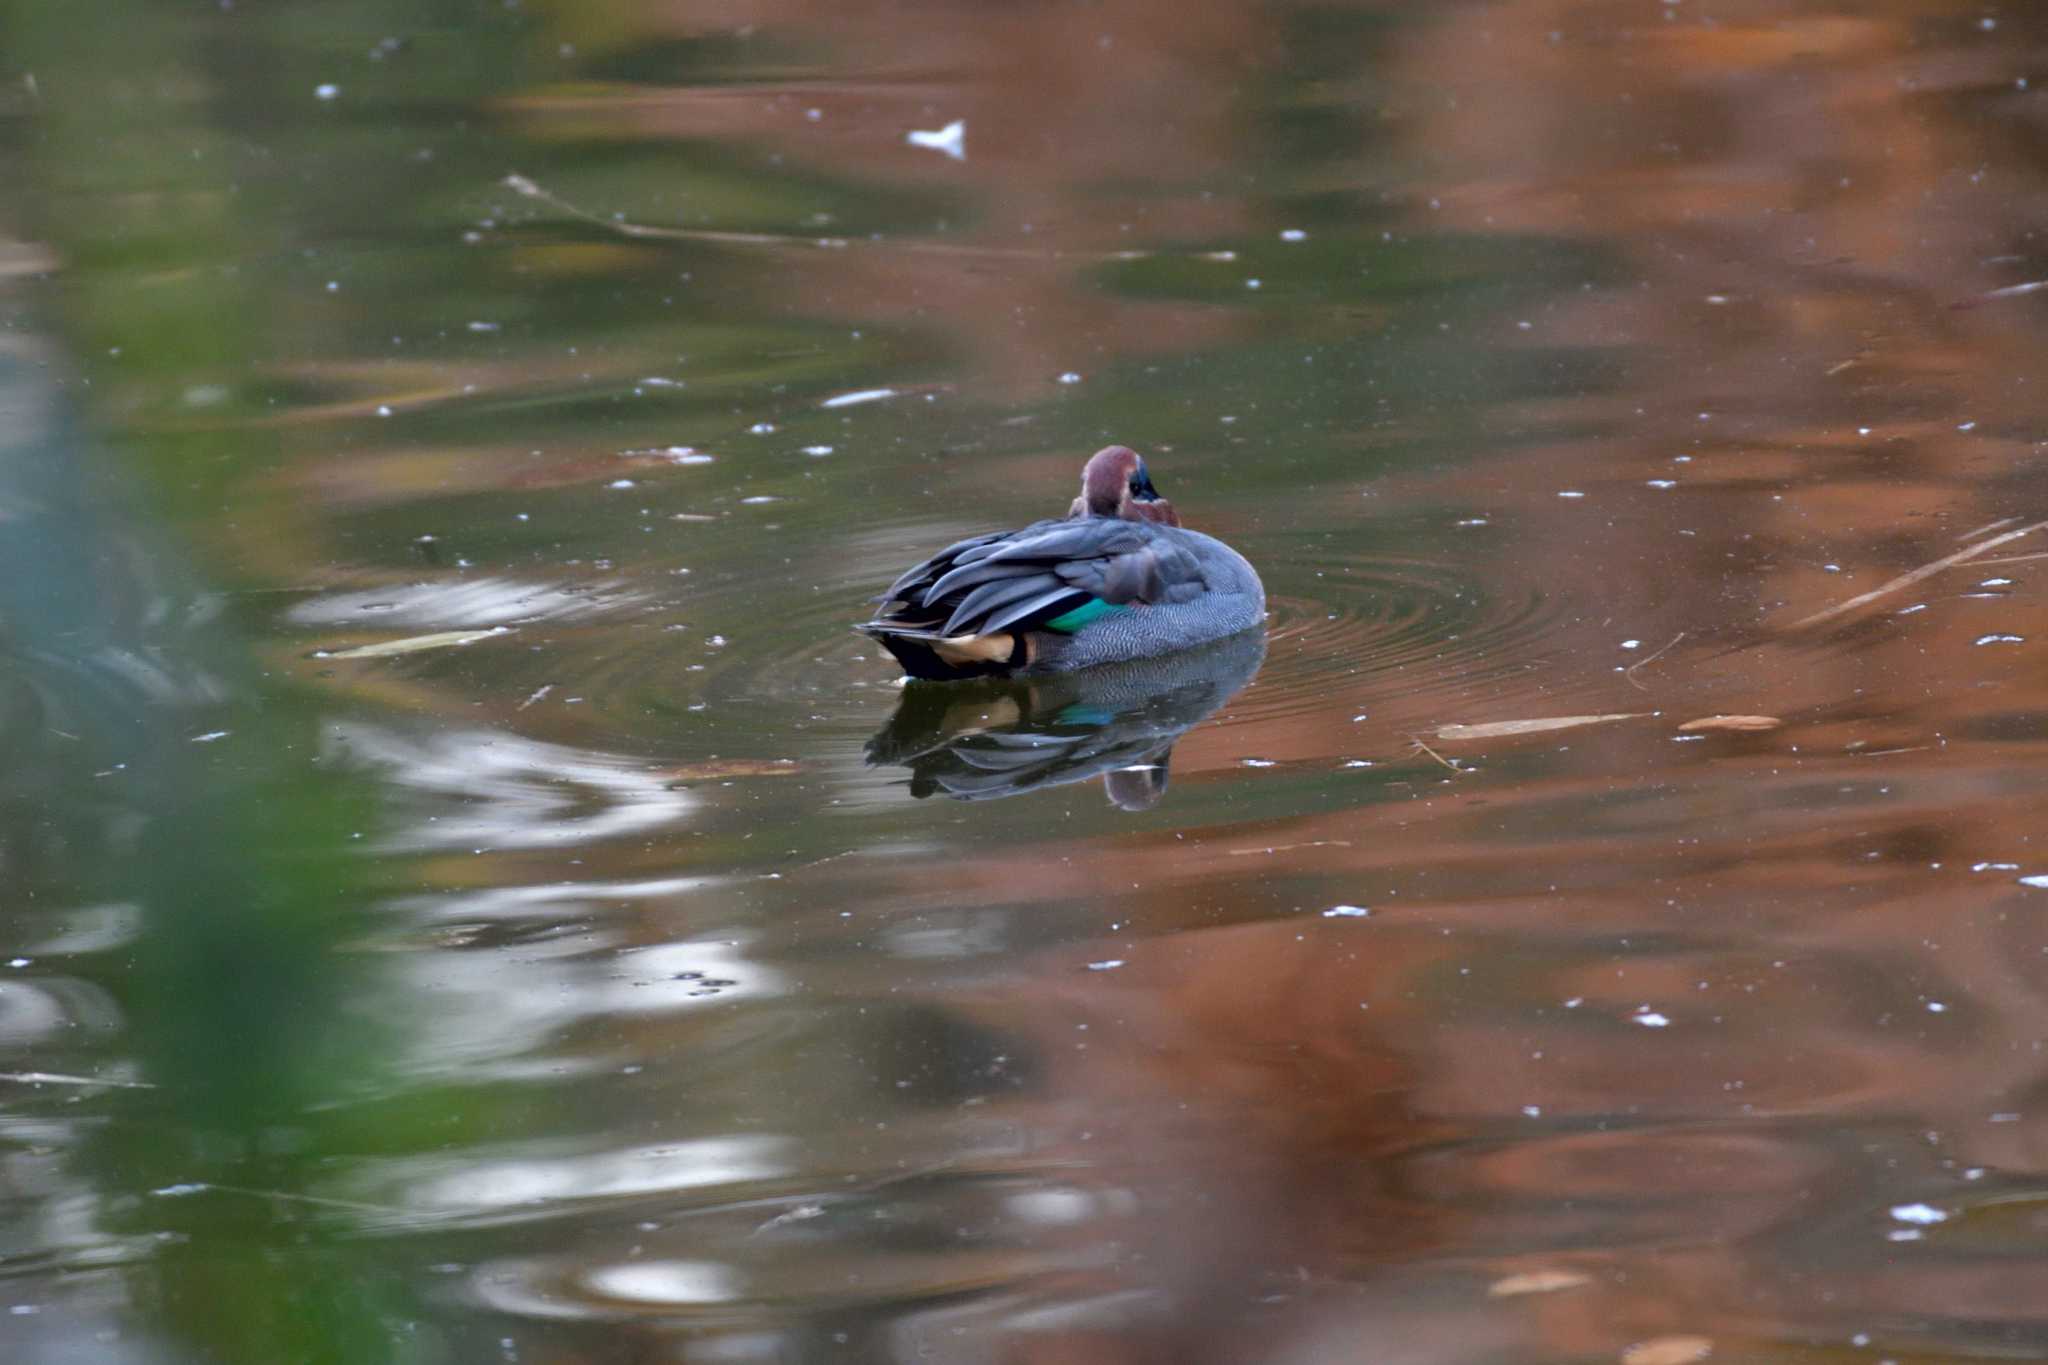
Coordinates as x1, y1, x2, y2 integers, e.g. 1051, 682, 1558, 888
854, 624, 1024, 681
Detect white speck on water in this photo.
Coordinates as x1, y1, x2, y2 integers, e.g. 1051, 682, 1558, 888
821, 388, 896, 408
1888, 1228, 1924, 1242
1958, 420, 1978, 431
1240, 758, 1277, 768
660, 447, 712, 465
1057, 372, 1083, 385
1521, 1105, 1542, 1117
153, 1184, 207, 1198
1456, 517, 1490, 527
1973, 861, 2019, 872
1890, 1202, 1948, 1225
1557, 490, 1585, 499
1705, 293, 1729, 304
706, 635, 727, 647
1631, 1008, 1670, 1028
2020, 874, 2048, 888
1824, 563, 1842, 573
1086, 960, 1125, 972
741, 495, 779, 504
1620, 639, 1642, 650
805, 107, 822, 122
1981, 15, 1998, 29
1858, 426, 1872, 436
466, 321, 500, 333
325, 280, 340, 293
1980, 578, 2013, 587
608, 479, 637, 490
1280, 228, 1307, 242
191, 731, 230, 743
1323, 905, 1370, 918
1647, 479, 1677, 489
1516, 319, 1532, 330
1350, 713, 1369, 722
1991, 1112, 2020, 1123
1245, 278, 1262, 289
906, 118, 966, 161
1343, 759, 1374, 768
375, 404, 393, 417
8, 959, 28, 969
1898, 603, 1927, 614
749, 422, 777, 435
1926, 1001, 1948, 1013
314, 83, 341, 101
1975, 634, 2025, 645
801, 445, 834, 457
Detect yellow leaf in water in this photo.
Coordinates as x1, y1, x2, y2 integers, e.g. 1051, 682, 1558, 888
1676, 715, 1782, 733
1436, 713, 1647, 742
1621, 1336, 1713, 1365
317, 627, 514, 659
1487, 1269, 1592, 1298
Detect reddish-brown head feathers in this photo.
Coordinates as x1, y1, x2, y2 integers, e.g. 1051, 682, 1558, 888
1070, 445, 1181, 526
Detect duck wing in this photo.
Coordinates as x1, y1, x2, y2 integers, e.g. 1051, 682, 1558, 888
867, 519, 1203, 638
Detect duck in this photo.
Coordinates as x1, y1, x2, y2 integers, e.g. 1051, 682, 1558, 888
857, 445, 1265, 681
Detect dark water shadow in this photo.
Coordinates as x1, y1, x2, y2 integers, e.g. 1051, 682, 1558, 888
865, 628, 1266, 808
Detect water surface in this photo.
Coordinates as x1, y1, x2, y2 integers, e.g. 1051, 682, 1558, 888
6, 2, 2048, 1362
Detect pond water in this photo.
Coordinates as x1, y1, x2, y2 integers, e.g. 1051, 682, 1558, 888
6, 2, 2048, 1361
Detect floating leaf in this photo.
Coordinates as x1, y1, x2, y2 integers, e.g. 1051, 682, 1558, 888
1436, 713, 1647, 742
316, 627, 514, 659
1622, 1336, 1712, 1365
1487, 1269, 1592, 1298
1676, 715, 1781, 733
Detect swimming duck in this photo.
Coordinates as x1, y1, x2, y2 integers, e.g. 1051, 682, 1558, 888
858, 445, 1265, 681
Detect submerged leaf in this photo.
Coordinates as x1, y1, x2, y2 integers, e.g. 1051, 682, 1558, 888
1487, 1269, 1592, 1298
1436, 713, 1647, 742
1676, 715, 1782, 733
1621, 1336, 1713, 1365
657, 759, 802, 780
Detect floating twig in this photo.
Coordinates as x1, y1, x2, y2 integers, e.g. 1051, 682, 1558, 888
1789, 519, 2048, 629
1408, 733, 1464, 773
1623, 631, 1686, 691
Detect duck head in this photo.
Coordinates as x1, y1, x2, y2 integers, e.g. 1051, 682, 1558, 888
1071, 445, 1181, 526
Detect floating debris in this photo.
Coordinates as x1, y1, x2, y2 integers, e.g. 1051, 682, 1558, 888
316, 627, 514, 660
1437, 713, 1647, 742
1621, 1337, 1713, 1365
821, 388, 896, 409
1889, 1202, 1948, 1225
1487, 1269, 1591, 1298
906, 118, 966, 161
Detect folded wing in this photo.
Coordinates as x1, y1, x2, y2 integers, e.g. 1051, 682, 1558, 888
865, 518, 1204, 639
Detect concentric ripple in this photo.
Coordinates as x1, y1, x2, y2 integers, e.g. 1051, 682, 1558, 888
1225, 531, 1608, 739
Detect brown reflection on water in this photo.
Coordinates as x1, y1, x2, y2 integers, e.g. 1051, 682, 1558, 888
25, 0, 2048, 1362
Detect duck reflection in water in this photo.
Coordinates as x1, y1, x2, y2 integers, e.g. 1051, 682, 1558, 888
865, 626, 1264, 809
